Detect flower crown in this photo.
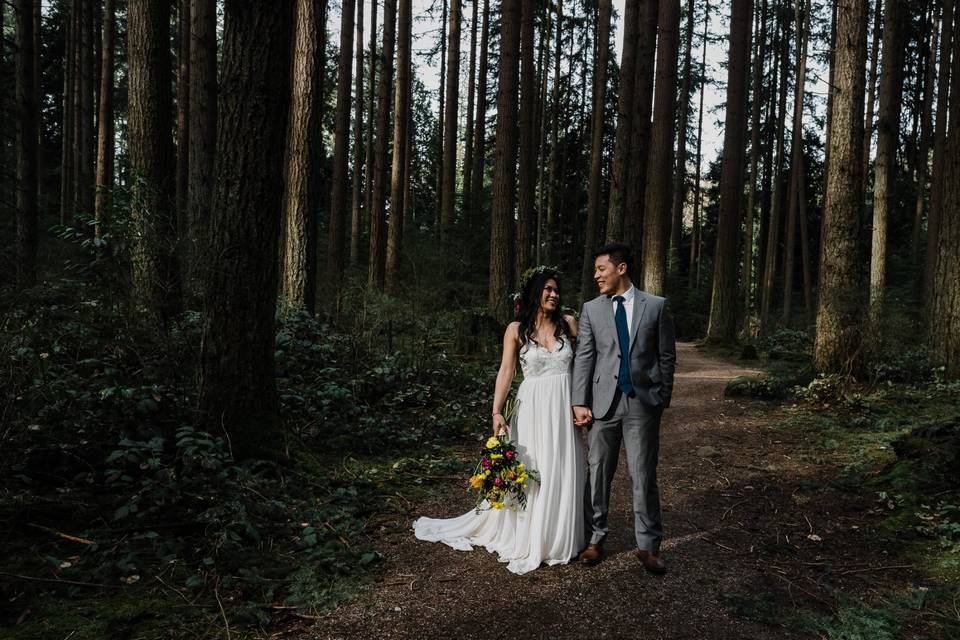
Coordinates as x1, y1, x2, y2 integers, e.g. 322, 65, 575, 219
511, 265, 562, 315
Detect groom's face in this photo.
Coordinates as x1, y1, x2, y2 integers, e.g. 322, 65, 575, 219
594, 255, 627, 295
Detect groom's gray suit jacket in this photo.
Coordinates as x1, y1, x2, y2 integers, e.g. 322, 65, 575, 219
572, 290, 677, 417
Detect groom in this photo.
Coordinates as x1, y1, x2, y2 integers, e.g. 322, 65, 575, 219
572, 243, 676, 574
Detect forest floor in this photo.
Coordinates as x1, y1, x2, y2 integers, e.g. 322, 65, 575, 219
296, 343, 950, 640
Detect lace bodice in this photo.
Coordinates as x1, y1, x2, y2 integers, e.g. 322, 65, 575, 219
519, 340, 574, 379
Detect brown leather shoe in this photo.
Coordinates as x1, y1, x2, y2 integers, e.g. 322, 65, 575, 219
634, 549, 666, 574
579, 543, 602, 565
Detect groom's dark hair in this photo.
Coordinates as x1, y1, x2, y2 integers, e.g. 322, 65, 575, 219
594, 243, 633, 277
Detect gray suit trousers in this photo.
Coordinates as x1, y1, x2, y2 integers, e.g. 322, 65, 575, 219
584, 390, 663, 553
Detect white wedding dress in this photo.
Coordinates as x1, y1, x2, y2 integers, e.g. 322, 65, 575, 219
412, 339, 586, 575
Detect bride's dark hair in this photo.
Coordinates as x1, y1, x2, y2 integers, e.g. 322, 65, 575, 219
515, 269, 572, 354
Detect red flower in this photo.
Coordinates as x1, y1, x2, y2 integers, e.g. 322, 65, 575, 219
494, 477, 504, 487
505, 450, 514, 459
482, 459, 492, 469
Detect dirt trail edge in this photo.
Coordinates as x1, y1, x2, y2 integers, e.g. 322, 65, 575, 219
306, 343, 871, 640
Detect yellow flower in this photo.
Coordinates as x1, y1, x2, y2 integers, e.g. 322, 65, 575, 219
483, 470, 491, 477
492, 501, 504, 510
468, 475, 485, 489
517, 463, 525, 471
518, 473, 528, 484
491, 453, 503, 460
486, 436, 500, 449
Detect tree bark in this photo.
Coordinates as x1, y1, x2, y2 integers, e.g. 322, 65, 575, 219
544, 0, 563, 262
364, 0, 378, 221
929, 0, 960, 377
669, 0, 695, 268
626, 0, 659, 254
281, 0, 325, 312
469, 0, 491, 237
328, 0, 356, 297
861, 0, 881, 200
60, 1, 77, 224
759, 6, 790, 333
607, 0, 641, 243
176, 0, 190, 247
911, 6, 938, 257
580, 0, 613, 299
869, 0, 905, 324
488, 0, 521, 322
462, 0, 480, 226
814, 0, 868, 375
128, 0, 181, 323
743, 0, 768, 331
368, 0, 397, 288
350, 0, 365, 266
641, 0, 680, 296
782, 0, 810, 324
186, 0, 217, 304
386, 0, 412, 292
94, 0, 116, 237
198, 0, 294, 459
706, 0, 753, 343
78, 0, 95, 215
15, 0, 38, 286
688, 0, 708, 288
515, 0, 536, 274
440, 0, 461, 243
925, 0, 954, 312
435, 0, 447, 225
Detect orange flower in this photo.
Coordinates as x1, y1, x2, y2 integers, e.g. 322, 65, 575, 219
469, 475, 485, 489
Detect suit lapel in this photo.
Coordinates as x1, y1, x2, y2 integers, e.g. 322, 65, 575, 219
629, 292, 647, 350
599, 297, 618, 349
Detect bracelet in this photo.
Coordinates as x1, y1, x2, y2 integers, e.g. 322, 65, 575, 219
492, 411, 503, 418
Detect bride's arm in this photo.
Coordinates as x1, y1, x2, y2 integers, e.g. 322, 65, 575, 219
565, 314, 578, 339
491, 322, 521, 435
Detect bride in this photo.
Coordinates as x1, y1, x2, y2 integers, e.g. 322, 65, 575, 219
412, 269, 586, 574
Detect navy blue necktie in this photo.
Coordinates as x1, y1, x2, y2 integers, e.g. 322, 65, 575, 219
613, 296, 635, 397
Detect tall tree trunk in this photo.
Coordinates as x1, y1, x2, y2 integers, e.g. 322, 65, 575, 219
440, 0, 461, 243
198, 0, 294, 460
823, 0, 838, 189
327, 0, 356, 296
641, 0, 681, 296
669, 0, 695, 268
929, 2, 960, 377
535, 6, 552, 264
515, 0, 536, 274
925, 0, 954, 312
706, 0, 753, 343
814, 0, 868, 375
469, 0, 491, 243
128, 0, 180, 323
545, 0, 563, 262
861, 0, 882, 199
186, 0, 217, 304
580, 0, 613, 299
606, 0, 640, 243
281, 0, 325, 312
782, 0, 810, 324
32, 0, 41, 205
743, 0, 768, 331
759, 6, 790, 333
911, 7, 938, 257
15, 0, 38, 286
435, 0, 447, 226
626, 0, 659, 253
176, 0, 190, 245
94, 0, 116, 237
60, 1, 77, 224
688, 0, 708, 288
462, 0, 479, 226
386, 0, 411, 292
350, 0, 365, 266
364, 0, 378, 221
368, 0, 397, 288
869, 0, 905, 325
489, 0, 521, 321
78, 0, 95, 215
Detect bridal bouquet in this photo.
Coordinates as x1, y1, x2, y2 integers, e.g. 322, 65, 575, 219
468, 434, 540, 513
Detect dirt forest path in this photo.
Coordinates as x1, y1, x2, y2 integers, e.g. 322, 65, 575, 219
306, 343, 877, 639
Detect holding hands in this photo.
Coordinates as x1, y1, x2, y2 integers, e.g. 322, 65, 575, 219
572, 405, 593, 428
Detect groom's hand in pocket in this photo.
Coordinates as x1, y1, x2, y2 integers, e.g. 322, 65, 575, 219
573, 405, 593, 428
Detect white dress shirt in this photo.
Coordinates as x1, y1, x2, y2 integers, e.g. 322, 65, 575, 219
610, 285, 636, 340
